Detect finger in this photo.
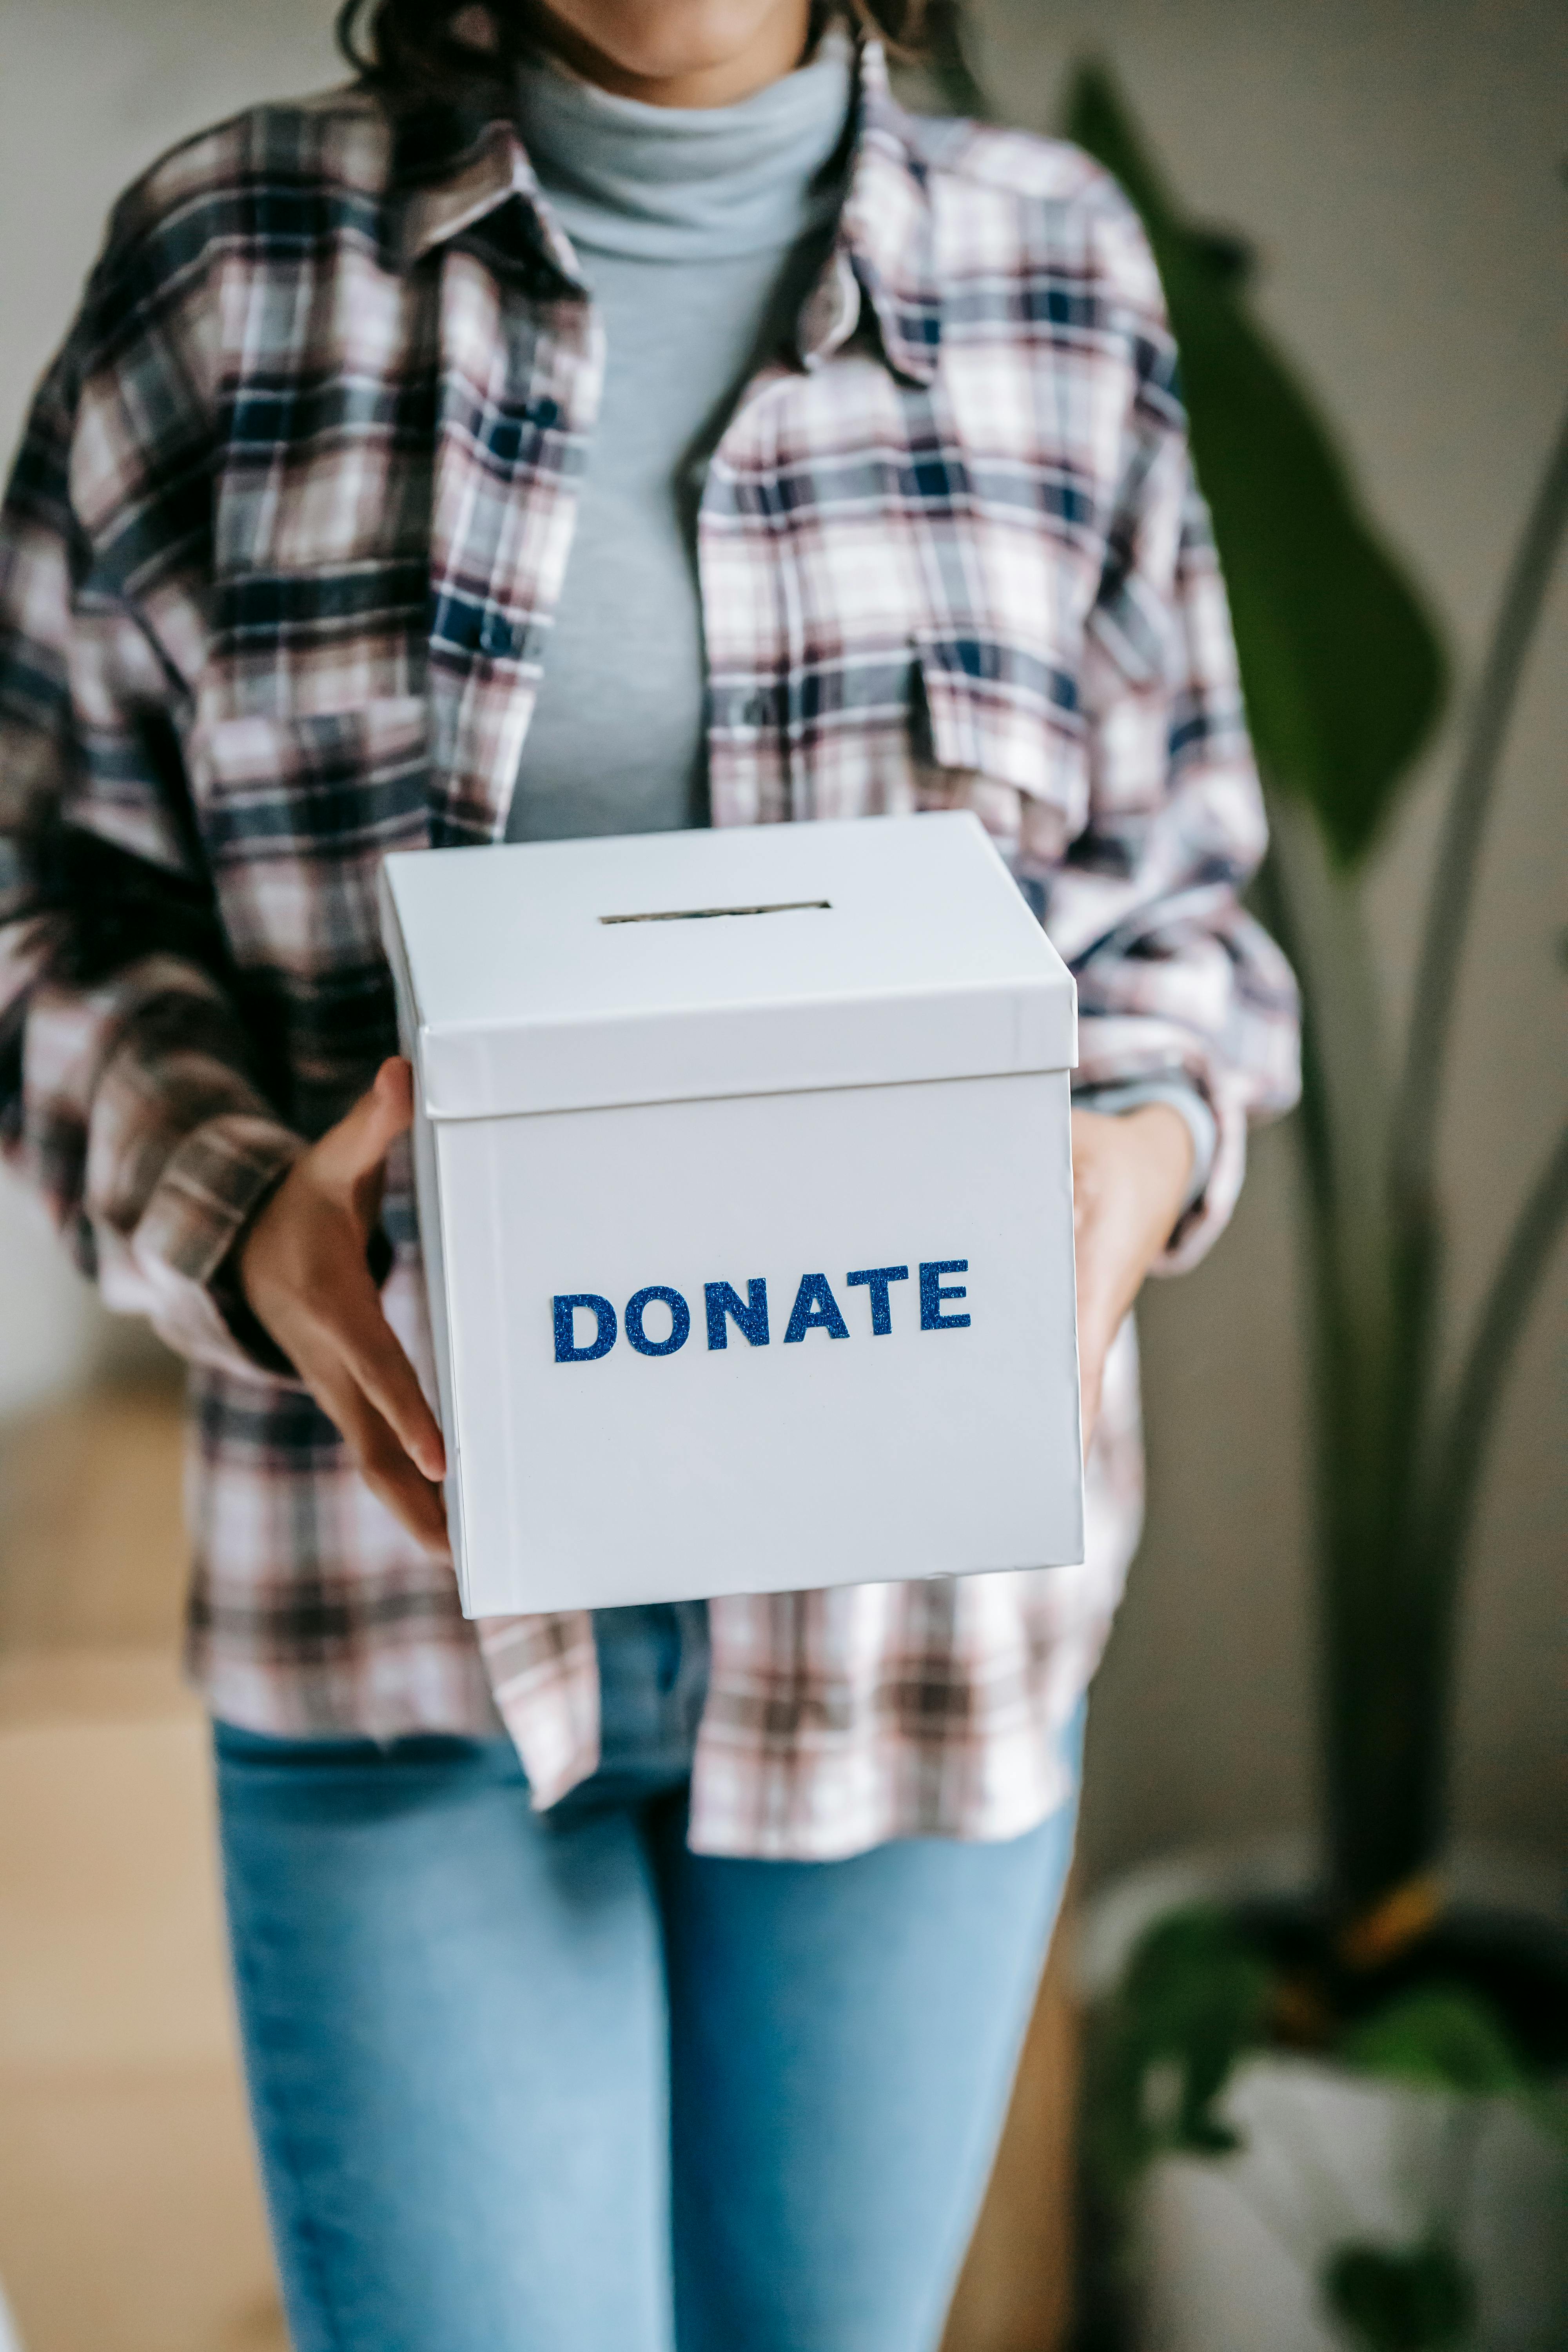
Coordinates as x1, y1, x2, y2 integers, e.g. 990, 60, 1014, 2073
313, 1058, 414, 1196
361, 1423, 449, 1552
1079, 1352, 1105, 1461
314, 1363, 449, 1553
325, 1275, 447, 1482
278, 1235, 446, 1481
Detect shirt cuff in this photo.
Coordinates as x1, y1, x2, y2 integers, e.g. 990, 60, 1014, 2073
128, 1112, 308, 1379
1072, 1076, 1218, 1214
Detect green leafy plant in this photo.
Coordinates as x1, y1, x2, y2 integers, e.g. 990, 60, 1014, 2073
1314, 1976, 1568, 2349
922, 34, 1568, 2339
1086, 1909, 1564, 2350
1084, 1908, 1272, 2198
1342, 1983, 1568, 2153
1058, 59, 1568, 1932
1341, 1985, 1530, 2099
1323, 2238, 1476, 2352
929, 22, 1567, 1933
1091, 1916, 1555, 2155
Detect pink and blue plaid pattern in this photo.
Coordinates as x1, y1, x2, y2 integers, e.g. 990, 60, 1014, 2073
0, 42, 1297, 1856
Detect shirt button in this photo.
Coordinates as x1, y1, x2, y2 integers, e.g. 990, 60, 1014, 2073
527, 397, 561, 432
479, 613, 522, 661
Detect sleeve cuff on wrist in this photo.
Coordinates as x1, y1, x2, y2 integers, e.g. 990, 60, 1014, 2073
1072, 1076, 1218, 1212
130, 1113, 307, 1378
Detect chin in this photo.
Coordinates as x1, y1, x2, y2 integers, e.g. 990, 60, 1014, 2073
534, 0, 806, 85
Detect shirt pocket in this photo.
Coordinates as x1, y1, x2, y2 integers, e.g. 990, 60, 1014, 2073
187, 697, 432, 1127
913, 631, 1087, 869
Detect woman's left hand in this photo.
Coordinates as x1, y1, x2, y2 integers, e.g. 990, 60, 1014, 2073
1071, 1104, 1196, 1454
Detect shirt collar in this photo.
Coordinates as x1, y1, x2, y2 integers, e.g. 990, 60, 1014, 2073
799, 37, 940, 385
394, 102, 582, 289
392, 35, 940, 386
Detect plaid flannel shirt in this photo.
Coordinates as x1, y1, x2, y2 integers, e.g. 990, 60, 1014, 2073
0, 41, 1298, 1857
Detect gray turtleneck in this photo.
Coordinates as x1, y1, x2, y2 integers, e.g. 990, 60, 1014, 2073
505, 37, 855, 844
502, 39, 1220, 1201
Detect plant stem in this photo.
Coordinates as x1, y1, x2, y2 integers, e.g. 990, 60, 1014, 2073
1362, 403, 1568, 1896
1428, 1115, 1568, 1554
1257, 806, 1424, 1911
1390, 400, 1568, 1212
1392, 1118, 1568, 1860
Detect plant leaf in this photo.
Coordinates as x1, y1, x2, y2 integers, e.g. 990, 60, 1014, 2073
1323, 2237, 1477, 2350
1341, 1985, 1527, 2100
1064, 61, 1447, 866
1087, 1906, 1272, 2198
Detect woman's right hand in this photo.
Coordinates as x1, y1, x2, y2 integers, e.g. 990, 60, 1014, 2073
239, 1056, 449, 1552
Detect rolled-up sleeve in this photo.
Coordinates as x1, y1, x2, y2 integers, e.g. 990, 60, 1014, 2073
1029, 180, 1301, 1270
0, 195, 304, 1373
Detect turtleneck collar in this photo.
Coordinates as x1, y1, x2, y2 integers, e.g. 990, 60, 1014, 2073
513, 24, 856, 263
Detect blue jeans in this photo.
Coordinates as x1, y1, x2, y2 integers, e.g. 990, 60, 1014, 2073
216, 1603, 1082, 2352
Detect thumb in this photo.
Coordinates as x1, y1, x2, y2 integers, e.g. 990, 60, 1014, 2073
315, 1057, 414, 1194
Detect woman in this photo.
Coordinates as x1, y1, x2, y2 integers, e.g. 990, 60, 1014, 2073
0, 2, 1298, 2345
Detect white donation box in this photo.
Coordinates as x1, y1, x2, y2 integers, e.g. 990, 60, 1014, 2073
379, 813, 1083, 1618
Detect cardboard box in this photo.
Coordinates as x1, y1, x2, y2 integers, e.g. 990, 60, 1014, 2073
379, 813, 1082, 1617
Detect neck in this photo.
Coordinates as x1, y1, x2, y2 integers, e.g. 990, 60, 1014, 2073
515, 24, 855, 261
524, 1, 816, 108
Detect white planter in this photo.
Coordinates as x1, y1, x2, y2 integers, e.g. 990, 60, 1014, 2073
1079, 1843, 1568, 2352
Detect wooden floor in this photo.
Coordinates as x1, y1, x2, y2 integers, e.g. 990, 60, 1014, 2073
0, 1381, 1075, 2352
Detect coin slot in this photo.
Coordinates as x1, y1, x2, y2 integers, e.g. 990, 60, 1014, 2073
599, 899, 832, 926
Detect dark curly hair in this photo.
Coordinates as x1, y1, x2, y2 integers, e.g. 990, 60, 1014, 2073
336, 0, 936, 109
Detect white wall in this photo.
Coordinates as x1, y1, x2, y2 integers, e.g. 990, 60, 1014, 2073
1, 0, 1562, 1870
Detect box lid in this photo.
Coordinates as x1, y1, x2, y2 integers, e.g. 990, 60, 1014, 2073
379, 812, 1076, 1120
